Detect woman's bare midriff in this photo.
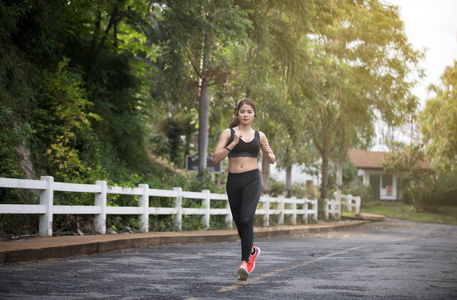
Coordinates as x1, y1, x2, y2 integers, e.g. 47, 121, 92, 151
228, 157, 259, 173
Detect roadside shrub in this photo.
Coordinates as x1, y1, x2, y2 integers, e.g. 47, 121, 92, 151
405, 184, 441, 213
267, 178, 284, 197
346, 182, 374, 205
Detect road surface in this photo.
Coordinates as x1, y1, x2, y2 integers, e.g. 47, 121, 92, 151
1, 220, 456, 299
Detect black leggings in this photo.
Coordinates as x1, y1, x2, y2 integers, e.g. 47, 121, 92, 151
226, 169, 262, 262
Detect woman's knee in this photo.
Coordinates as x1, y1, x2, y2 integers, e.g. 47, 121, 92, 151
239, 217, 254, 229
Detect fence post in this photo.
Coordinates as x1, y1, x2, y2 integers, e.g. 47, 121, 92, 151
291, 197, 297, 225
314, 200, 318, 222
139, 184, 149, 233
225, 200, 233, 229
95, 180, 107, 234
174, 187, 182, 231
336, 200, 341, 218
39, 176, 54, 237
348, 194, 353, 211
279, 196, 284, 225
304, 197, 309, 224
263, 195, 270, 227
202, 189, 210, 229
355, 196, 361, 215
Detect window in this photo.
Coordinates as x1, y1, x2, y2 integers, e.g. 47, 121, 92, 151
382, 174, 393, 188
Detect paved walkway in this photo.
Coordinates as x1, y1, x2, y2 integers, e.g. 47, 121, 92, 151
0, 214, 384, 264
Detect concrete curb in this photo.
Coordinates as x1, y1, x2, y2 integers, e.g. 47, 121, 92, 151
342, 213, 386, 222
0, 220, 370, 264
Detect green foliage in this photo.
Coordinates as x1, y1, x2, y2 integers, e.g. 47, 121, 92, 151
210, 215, 230, 230
0, 215, 39, 240
295, 0, 424, 200
402, 169, 457, 212
0, 107, 22, 178
149, 215, 178, 232
382, 144, 429, 183
420, 61, 457, 172
380, 143, 452, 212
403, 182, 440, 213
362, 201, 457, 226
0, 0, 429, 236
328, 160, 358, 190
150, 113, 197, 168
181, 215, 206, 231
346, 183, 375, 204
268, 178, 285, 197
266, 177, 309, 199
106, 215, 142, 234
39, 59, 103, 183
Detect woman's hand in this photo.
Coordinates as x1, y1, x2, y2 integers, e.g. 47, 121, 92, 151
233, 131, 242, 145
213, 128, 240, 164
261, 142, 272, 154
261, 142, 276, 164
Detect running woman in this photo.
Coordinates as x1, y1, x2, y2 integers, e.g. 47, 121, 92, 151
213, 98, 276, 281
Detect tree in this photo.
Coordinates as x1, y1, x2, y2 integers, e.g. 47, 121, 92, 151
229, 0, 313, 191
420, 61, 457, 172
158, 0, 250, 174
382, 144, 431, 183
298, 0, 424, 200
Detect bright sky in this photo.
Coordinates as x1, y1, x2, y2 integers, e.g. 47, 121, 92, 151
372, 0, 457, 151
386, 0, 457, 106
273, 0, 457, 183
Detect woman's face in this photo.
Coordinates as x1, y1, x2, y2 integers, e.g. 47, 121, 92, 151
238, 104, 255, 125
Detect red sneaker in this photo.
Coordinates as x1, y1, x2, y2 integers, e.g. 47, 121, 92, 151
247, 245, 261, 273
237, 261, 248, 281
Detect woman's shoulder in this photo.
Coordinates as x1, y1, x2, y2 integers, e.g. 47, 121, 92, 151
221, 128, 233, 136
257, 130, 266, 137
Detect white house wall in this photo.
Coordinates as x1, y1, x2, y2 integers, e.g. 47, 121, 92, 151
357, 169, 397, 200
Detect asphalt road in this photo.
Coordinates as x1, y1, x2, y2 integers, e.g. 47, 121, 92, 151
1, 220, 456, 299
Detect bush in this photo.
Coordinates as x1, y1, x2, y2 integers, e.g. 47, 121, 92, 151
345, 182, 374, 205
404, 182, 441, 213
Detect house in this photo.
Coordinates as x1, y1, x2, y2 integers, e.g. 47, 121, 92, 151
348, 149, 431, 200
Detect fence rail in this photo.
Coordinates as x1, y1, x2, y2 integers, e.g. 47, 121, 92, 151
340, 194, 361, 215
1, 176, 322, 237
324, 199, 341, 219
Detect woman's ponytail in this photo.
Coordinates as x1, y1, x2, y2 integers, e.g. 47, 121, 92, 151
229, 117, 240, 128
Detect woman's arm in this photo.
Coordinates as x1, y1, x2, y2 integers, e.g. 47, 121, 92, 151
212, 129, 240, 164
259, 132, 276, 164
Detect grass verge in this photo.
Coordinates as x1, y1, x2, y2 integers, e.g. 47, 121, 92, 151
355, 201, 457, 226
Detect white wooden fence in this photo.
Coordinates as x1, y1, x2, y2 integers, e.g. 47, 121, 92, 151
324, 199, 341, 219
324, 194, 361, 219
340, 194, 361, 215
0, 176, 319, 237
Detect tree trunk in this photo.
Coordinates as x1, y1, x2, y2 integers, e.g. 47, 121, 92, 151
261, 134, 274, 194
197, 29, 212, 174
198, 77, 210, 173
15, 137, 37, 180
313, 129, 332, 219
285, 165, 292, 197
261, 156, 271, 194
87, 1, 124, 86
336, 160, 343, 214
320, 130, 331, 200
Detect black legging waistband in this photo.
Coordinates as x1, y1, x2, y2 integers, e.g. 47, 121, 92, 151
228, 169, 259, 177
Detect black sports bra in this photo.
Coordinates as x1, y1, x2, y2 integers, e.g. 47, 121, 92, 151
226, 128, 260, 158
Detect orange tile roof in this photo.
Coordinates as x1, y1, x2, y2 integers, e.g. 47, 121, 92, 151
348, 149, 431, 170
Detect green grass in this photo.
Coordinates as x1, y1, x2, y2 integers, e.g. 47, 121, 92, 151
358, 201, 457, 225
